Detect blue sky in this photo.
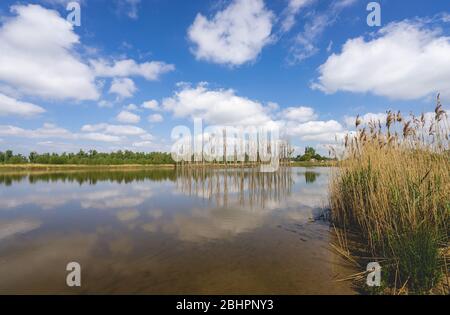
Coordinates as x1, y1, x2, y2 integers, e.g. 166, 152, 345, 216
0, 0, 449, 155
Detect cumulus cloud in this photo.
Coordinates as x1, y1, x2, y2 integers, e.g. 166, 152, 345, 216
116, 110, 141, 124
98, 100, 113, 108
188, 0, 274, 66
280, 106, 317, 122
90, 59, 174, 81
132, 141, 153, 148
313, 20, 450, 100
81, 123, 147, 136
0, 4, 174, 107
0, 4, 99, 101
0, 121, 162, 153
286, 120, 345, 143
148, 114, 163, 123
0, 123, 74, 139
0, 93, 45, 117
81, 133, 121, 142
0, 123, 121, 142
141, 100, 160, 111
161, 82, 349, 147
109, 78, 137, 99
124, 104, 138, 111
162, 83, 272, 126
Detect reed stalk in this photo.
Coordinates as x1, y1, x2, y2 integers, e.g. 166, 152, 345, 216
330, 95, 449, 294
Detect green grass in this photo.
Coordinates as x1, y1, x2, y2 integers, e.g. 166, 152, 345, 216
290, 160, 336, 167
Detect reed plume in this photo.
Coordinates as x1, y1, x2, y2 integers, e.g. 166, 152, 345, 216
330, 95, 449, 294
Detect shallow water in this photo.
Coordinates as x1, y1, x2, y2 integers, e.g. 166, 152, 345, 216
0, 167, 356, 294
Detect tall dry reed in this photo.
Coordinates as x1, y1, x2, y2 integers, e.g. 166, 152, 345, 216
330, 95, 449, 294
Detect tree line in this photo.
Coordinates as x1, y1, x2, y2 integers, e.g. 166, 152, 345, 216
0, 147, 332, 165
0, 150, 175, 165
292, 147, 333, 162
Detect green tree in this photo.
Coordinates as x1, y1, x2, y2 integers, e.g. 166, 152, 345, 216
5, 150, 13, 162
29, 151, 38, 163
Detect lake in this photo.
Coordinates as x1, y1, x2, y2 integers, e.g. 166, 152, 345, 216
0, 167, 356, 294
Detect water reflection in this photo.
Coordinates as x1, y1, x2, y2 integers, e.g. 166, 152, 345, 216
0, 169, 176, 186
0, 167, 356, 294
175, 167, 293, 209
304, 171, 320, 184
0, 168, 330, 240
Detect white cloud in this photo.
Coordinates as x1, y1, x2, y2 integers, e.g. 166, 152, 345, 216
326, 40, 333, 52
0, 4, 99, 101
0, 123, 121, 142
98, 100, 113, 108
280, 106, 317, 122
281, 0, 315, 32
132, 141, 153, 148
288, 0, 356, 63
109, 78, 137, 99
266, 101, 279, 112
0, 120, 163, 152
274, 105, 347, 144
286, 120, 345, 143
90, 59, 174, 81
162, 83, 272, 126
116, 110, 141, 124
161, 82, 349, 146
442, 13, 450, 23
313, 20, 450, 100
148, 114, 163, 123
116, 0, 141, 20
124, 104, 138, 111
290, 15, 325, 61
126, 0, 141, 19
0, 123, 73, 139
0, 93, 45, 117
80, 123, 148, 136
41, 0, 86, 6
301, 131, 347, 142
141, 100, 160, 111
188, 0, 274, 66
81, 133, 121, 142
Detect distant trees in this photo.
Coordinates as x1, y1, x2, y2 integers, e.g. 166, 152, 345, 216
0, 147, 332, 165
0, 150, 27, 164
293, 147, 332, 162
0, 150, 175, 165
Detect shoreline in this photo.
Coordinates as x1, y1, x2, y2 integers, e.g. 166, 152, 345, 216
0, 162, 334, 173
0, 164, 176, 173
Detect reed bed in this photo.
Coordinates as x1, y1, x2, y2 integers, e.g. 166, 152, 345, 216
330, 95, 449, 294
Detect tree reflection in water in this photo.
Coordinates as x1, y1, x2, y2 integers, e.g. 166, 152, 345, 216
304, 171, 320, 184
175, 167, 294, 209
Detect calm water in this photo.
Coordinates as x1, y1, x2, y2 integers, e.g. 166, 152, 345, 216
0, 167, 355, 294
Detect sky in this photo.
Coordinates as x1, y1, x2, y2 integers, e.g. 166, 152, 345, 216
0, 0, 449, 156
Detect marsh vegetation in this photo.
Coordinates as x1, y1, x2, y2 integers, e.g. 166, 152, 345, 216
330, 96, 449, 294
